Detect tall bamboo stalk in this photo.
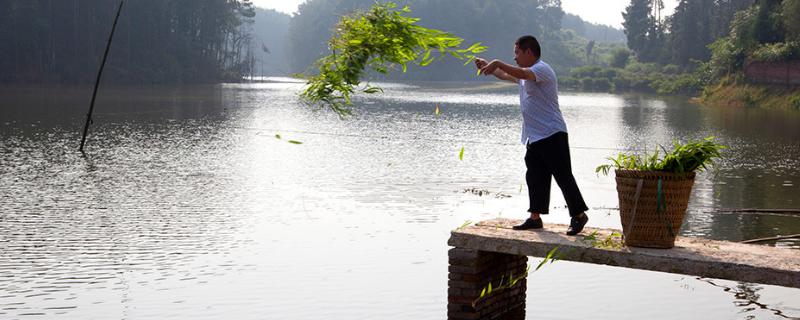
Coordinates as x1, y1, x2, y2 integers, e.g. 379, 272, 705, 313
79, 1, 124, 152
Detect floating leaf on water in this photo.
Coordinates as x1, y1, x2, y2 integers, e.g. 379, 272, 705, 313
459, 146, 465, 161
288, 140, 303, 145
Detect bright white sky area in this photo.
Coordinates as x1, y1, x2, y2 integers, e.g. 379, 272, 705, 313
251, 0, 679, 28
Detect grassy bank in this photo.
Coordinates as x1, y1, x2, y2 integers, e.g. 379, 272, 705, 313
700, 79, 800, 110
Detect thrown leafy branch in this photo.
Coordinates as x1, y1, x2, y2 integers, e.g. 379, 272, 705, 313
300, 2, 487, 115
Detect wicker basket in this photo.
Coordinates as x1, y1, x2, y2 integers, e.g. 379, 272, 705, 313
615, 170, 696, 248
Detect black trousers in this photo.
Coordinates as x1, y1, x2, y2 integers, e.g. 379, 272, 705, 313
525, 132, 588, 217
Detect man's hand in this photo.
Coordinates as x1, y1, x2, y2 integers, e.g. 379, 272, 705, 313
474, 57, 488, 70
480, 59, 500, 75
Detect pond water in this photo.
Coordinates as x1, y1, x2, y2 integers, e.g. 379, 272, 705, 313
1, 79, 799, 319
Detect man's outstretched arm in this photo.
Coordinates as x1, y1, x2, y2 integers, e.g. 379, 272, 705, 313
475, 58, 519, 83
480, 59, 536, 82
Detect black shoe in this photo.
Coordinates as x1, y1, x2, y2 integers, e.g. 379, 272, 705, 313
512, 218, 543, 230
566, 213, 588, 235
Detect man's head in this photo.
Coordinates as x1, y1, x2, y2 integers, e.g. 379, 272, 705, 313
514, 35, 541, 68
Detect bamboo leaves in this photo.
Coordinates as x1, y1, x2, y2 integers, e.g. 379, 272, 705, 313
535, 246, 560, 271
472, 247, 559, 308
299, 2, 487, 115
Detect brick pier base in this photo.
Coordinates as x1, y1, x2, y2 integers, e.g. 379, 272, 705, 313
448, 248, 528, 320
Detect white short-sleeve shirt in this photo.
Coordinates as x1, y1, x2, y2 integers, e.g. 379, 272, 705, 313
518, 60, 567, 144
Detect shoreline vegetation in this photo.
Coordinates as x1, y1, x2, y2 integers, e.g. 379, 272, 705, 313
3, 0, 799, 111
700, 81, 800, 110
559, 0, 800, 111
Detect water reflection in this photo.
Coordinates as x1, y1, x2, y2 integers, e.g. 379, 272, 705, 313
0, 80, 798, 319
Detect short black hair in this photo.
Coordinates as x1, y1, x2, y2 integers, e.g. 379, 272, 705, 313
515, 35, 541, 58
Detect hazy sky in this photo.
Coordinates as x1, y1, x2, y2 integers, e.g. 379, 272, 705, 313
251, 0, 679, 28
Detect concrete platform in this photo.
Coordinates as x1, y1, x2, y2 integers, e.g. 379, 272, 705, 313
449, 218, 800, 289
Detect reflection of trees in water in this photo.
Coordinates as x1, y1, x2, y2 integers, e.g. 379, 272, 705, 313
698, 278, 798, 319
701, 107, 800, 143
618, 95, 707, 149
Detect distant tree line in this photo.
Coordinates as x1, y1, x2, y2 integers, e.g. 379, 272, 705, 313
561, 13, 626, 43
251, 8, 290, 76
0, 0, 631, 84
0, 0, 256, 84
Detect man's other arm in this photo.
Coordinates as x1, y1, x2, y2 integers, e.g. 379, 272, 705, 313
490, 69, 520, 84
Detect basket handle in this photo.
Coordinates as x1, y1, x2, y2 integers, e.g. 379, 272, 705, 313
656, 178, 676, 237
623, 178, 644, 242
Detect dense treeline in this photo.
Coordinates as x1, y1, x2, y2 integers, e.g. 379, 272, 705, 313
706, 0, 800, 76
286, 0, 616, 80
561, 13, 626, 43
0, 0, 256, 84
701, 0, 800, 109
252, 8, 291, 76
623, 0, 754, 67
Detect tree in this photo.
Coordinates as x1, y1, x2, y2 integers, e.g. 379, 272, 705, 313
622, 0, 666, 63
610, 48, 631, 68
750, 0, 785, 44
782, 0, 800, 41
669, 0, 715, 67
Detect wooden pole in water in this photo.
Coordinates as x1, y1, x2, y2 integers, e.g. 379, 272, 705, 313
79, 1, 124, 152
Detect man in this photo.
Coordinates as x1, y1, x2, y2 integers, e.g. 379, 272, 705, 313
475, 35, 589, 236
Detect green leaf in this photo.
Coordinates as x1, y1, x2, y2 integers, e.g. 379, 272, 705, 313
459, 146, 464, 161
536, 247, 559, 271
288, 140, 303, 145
275, 134, 282, 139
480, 287, 486, 298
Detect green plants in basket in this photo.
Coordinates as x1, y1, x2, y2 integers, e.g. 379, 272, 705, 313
596, 137, 726, 176
595, 137, 725, 248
